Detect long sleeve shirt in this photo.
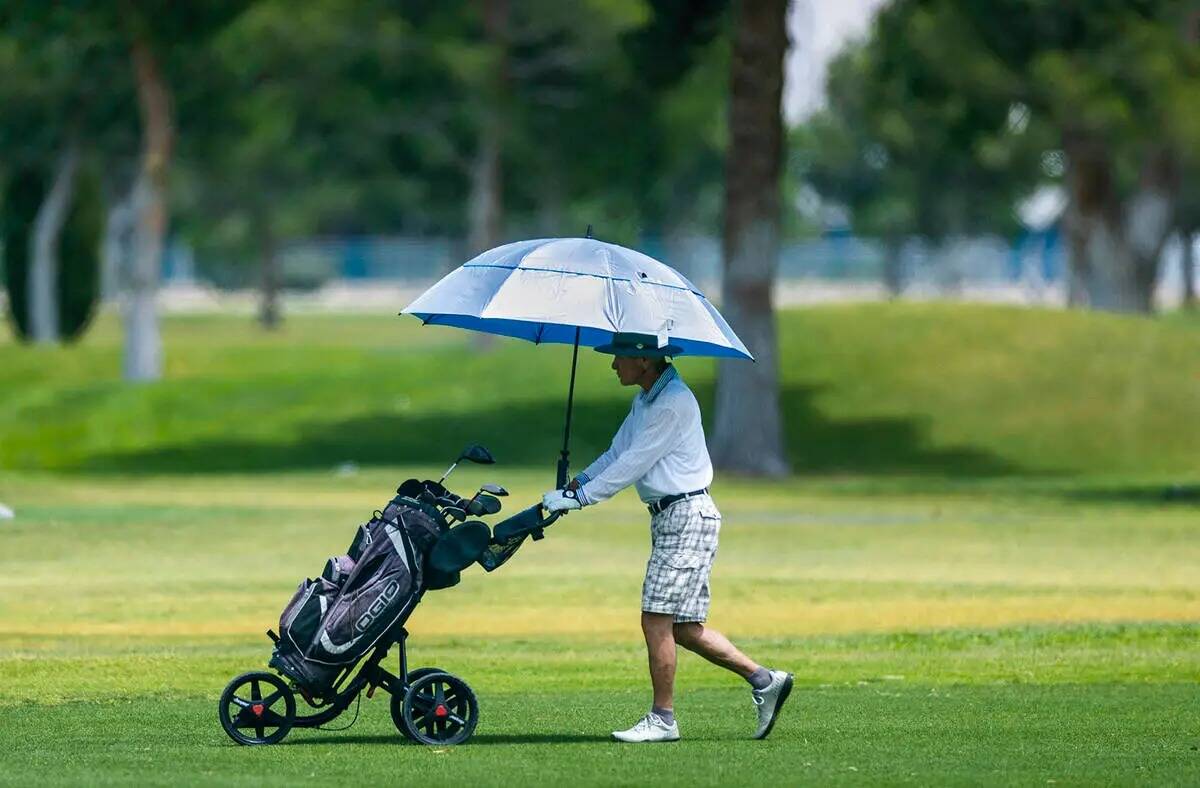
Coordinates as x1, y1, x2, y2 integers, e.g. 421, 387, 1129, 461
575, 365, 713, 506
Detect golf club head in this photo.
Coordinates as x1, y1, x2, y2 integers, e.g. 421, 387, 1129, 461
467, 493, 502, 516
442, 506, 467, 523
480, 483, 508, 497
459, 444, 495, 465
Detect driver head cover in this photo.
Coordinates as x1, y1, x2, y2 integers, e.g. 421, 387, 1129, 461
594, 332, 681, 358
430, 521, 492, 573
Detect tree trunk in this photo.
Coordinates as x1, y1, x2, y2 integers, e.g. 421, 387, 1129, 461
711, 0, 790, 478
256, 209, 281, 329
468, 132, 502, 257
101, 192, 135, 303
1062, 136, 1176, 313
28, 141, 81, 344
124, 36, 172, 381
467, 0, 508, 351
536, 164, 564, 237
882, 235, 904, 297
1182, 229, 1197, 310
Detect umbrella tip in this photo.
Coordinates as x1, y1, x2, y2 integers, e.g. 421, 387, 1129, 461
585, 224, 593, 239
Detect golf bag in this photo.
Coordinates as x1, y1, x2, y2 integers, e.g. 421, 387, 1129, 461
269, 495, 443, 694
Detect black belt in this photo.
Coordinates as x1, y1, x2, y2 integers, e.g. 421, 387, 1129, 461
647, 488, 709, 516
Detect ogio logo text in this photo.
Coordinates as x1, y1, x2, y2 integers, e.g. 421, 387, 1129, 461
355, 579, 401, 632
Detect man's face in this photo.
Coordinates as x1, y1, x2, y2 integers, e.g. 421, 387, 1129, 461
612, 355, 648, 386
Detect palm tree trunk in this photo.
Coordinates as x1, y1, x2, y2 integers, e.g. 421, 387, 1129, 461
711, 0, 790, 477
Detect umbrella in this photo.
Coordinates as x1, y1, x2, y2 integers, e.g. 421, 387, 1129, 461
401, 233, 752, 487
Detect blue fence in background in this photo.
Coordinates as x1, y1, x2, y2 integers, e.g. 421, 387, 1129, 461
164, 229, 1068, 290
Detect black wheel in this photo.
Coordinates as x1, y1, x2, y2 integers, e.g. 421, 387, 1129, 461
407, 667, 444, 684
391, 667, 446, 739
218, 671, 296, 745
398, 671, 478, 745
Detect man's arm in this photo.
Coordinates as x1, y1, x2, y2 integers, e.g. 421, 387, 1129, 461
577, 404, 681, 506
571, 407, 636, 490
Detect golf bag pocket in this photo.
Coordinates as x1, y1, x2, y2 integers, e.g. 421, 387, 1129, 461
347, 521, 379, 562
321, 555, 356, 586
280, 577, 342, 653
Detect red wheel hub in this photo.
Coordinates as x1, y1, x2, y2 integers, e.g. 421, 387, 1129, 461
434, 704, 448, 718
252, 704, 264, 716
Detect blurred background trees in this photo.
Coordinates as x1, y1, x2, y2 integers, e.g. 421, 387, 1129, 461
793, 0, 1200, 312
2, 0, 1199, 475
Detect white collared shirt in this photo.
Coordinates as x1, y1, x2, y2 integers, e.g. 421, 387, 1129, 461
576, 365, 713, 505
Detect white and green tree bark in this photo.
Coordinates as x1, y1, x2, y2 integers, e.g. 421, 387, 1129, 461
123, 35, 171, 381
28, 139, 80, 344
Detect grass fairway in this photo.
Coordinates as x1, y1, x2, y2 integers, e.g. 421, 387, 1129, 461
1, 306, 1199, 785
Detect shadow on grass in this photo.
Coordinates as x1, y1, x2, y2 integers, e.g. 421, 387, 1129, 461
284, 733, 611, 746
84, 384, 1019, 478
1058, 483, 1200, 507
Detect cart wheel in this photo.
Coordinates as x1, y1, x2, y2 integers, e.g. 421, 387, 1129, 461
218, 671, 296, 746
398, 671, 478, 745
407, 666, 445, 685
391, 667, 445, 739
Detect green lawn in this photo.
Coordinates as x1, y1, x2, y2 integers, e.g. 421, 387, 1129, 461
1, 306, 1198, 785
2, 303, 1199, 478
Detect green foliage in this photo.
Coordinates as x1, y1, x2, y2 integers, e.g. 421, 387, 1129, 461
1, 166, 44, 340
3, 0, 739, 286
57, 164, 102, 342
0, 164, 102, 343
846, 0, 1200, 215
793, 35, 1044, 242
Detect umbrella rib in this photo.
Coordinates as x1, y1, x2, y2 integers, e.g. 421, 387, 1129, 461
463, 263, 702, 296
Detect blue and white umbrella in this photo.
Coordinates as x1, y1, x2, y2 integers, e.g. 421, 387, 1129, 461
401, 235, 752, 486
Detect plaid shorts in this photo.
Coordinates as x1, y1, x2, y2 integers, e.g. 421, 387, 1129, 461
641, 493, 721, 623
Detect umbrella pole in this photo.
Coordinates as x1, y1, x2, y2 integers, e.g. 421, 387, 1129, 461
557, 327, 581, 489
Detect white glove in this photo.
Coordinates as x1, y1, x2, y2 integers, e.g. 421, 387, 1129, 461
542, 489, 582, 512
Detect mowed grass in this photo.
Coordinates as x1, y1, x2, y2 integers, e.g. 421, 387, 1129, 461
1, 469, 1198, 785
1, 306, 1199, 784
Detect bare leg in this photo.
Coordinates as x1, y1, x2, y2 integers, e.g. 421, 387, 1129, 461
673, 622, 760, 678
642, 612, 678, 709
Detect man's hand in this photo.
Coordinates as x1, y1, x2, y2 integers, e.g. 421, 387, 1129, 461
542, 489, 582, 513
566, 478, 581, 493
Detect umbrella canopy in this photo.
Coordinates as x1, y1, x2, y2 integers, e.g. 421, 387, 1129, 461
402, 237, 752, 360
401, 236, 752, 489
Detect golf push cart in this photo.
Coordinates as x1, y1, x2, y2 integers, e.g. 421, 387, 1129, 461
217, 444, 562, 746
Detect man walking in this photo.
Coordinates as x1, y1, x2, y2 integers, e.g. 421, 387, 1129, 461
542, 333, 792, 743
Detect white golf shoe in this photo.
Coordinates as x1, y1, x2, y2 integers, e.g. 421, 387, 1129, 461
611, 713, 680, 743
752, 669, 794, 739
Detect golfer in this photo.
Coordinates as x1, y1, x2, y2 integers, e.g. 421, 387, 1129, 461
542, 333, 793, 743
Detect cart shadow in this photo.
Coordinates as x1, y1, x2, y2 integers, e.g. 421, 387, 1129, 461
284, 732, 611, 746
